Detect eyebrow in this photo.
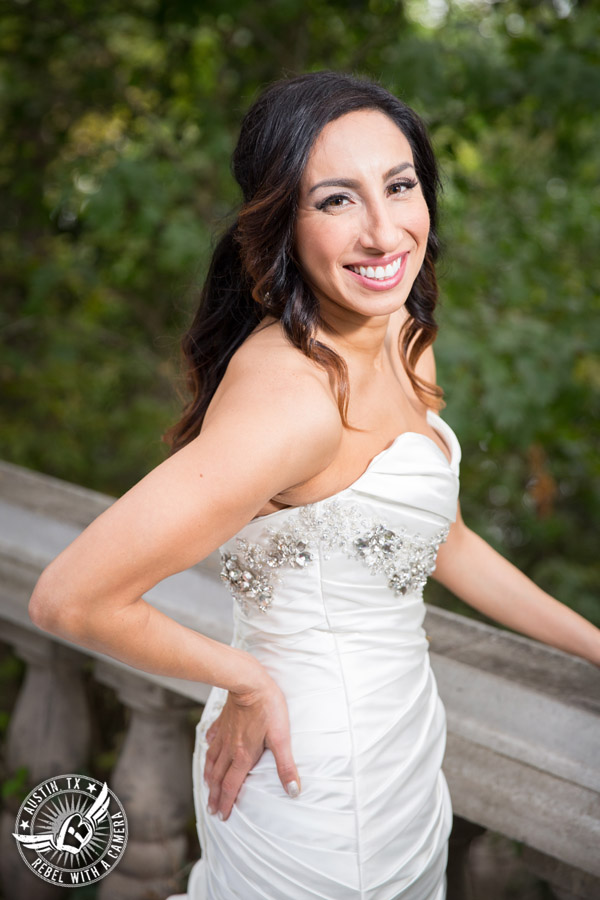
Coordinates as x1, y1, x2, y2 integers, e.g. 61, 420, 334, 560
307, 162, 416, 195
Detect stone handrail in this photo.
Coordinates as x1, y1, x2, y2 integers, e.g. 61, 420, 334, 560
0, 459, 598, 900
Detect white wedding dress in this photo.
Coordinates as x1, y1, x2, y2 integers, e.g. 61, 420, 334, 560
169, 409, 460, 900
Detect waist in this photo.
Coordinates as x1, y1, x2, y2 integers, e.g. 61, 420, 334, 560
233, 624, 431, 705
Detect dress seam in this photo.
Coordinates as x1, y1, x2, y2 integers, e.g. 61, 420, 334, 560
317, 544, 365, 900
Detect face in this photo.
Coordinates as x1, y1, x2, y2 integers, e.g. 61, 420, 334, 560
294, 109, 430, 323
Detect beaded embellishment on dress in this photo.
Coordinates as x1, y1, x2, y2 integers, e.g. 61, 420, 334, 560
220, 497, 449, 613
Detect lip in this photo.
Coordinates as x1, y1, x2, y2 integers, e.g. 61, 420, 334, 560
344, 250, 407, 269
344, 252, 408, 292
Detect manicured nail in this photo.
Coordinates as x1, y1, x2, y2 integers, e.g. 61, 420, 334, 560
208, 804, 216, 815
286, 780, 299, 798
217, 810, 224, 821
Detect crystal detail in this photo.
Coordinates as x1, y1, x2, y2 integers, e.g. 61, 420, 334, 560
219, 534, 313, 613
219, 497, 449, 614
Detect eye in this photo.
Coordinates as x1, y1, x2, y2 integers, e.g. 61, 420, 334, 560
388, 178, 418, 196
316, 194, 351, 212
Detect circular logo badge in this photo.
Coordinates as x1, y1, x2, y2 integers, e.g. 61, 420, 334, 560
12, 774, 128, 887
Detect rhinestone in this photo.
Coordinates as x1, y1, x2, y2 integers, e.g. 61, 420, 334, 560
219, 498, 449, 614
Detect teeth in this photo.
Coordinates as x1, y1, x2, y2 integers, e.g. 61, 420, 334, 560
351, 256, 403, 280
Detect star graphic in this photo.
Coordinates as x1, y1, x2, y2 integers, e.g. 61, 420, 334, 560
20, 820, 29, 830
86, 783, 97, 794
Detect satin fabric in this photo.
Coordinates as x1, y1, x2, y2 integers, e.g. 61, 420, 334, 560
171, 410, 461, 900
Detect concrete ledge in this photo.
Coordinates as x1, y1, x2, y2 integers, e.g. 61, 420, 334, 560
425, 609, 600, 879
1, 459, 599, 885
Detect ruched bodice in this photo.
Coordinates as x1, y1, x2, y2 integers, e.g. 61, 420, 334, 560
175, 410, 461, 900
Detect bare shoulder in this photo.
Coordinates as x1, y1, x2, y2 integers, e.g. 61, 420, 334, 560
387, 308, 436, 385
387, 309, 438, 407
415, 343, 437, 385
202, 316, 343, 485
36, 319, 345, 615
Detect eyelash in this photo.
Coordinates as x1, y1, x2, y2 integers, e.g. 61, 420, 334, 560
316, 178, 419, 211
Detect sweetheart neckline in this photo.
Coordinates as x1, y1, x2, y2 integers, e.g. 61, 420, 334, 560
248, 410, 458, 525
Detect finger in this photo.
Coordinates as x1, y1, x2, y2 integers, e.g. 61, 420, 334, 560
267, 730, 301, 798
205, 719, 220, 743
217, 751, 252, 821
203, 733, 223, 784
206, 747, 231, 815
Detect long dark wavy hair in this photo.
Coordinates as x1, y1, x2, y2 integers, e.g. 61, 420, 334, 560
163, 71, 444, 455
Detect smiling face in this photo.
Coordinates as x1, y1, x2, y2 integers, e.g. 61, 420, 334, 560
294, 109, 430, 324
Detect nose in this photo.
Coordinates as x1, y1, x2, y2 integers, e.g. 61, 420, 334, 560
359, 197, 399, 254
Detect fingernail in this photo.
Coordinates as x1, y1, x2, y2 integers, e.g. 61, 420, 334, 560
286, 780, 300, 798
208, 804, 216, 815
217, 810, 224, 821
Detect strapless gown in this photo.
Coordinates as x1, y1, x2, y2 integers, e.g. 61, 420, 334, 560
169, 409, 461, 900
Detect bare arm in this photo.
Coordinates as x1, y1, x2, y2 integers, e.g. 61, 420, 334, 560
415, 345, 600, 666
28, 349, 342, 816
29, 352, 340, 683
432, 503, 600, 666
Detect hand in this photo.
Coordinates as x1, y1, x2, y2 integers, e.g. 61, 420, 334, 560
203, 676, 301, 821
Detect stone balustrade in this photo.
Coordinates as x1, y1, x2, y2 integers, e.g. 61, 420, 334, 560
0, 459, 598, 900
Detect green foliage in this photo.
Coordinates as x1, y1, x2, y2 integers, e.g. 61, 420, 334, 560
1, 765, 29, 803
1, 0, 598, 621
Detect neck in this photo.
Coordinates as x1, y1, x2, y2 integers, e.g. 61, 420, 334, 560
317, 299, 406, 372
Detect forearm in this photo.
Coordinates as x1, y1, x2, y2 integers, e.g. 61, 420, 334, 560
433, 525, 600, 666
31, 596, 268, 695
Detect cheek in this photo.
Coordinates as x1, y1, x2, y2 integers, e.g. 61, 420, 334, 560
403, 202, 430, 252
296, 218, 344, 272
416, 200, 431, 237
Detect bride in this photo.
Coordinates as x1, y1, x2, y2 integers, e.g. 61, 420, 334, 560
29, 71, 600, 899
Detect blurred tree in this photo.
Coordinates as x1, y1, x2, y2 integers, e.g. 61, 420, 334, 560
1, 0, 598, 622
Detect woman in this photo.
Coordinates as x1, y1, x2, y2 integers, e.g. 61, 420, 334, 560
29, 72, 600, 900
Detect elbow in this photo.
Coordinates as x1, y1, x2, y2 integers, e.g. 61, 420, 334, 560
28, 569, 52, 629
28, 568, 82, 638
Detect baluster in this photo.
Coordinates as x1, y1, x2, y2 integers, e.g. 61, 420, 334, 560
0, 623, 91, 900
94, 663, 200, 900
521, 846, 600, 900
446, 814, 486, 900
